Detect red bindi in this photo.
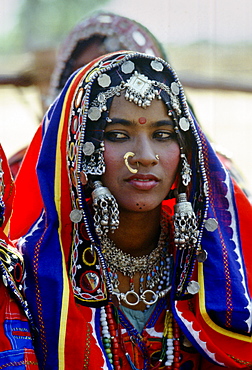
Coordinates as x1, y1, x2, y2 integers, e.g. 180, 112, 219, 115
138, 117, 147, 124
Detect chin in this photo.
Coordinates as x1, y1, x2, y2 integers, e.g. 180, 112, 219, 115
119, 199, 162, 213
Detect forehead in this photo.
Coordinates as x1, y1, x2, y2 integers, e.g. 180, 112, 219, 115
109, 94, 169, 122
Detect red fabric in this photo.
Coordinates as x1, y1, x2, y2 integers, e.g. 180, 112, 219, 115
233, 181, 252, 295
174, 181, 252, 369
8, 147, 27, 179
10, 125, 43, 240
0, 146, 39, 368
0, 281, 38, 368
63, 301, 211, 370
0, 145, 15, 231
177, 298, 252, 369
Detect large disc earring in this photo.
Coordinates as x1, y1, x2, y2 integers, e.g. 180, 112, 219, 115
92, 181, 119, 237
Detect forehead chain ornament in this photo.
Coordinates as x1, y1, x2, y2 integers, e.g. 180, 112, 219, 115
87, 58, 187, 122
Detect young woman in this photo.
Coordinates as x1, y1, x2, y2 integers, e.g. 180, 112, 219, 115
10, 51, 252, 369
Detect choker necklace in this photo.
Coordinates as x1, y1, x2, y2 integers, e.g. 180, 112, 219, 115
101, 228, 172, 307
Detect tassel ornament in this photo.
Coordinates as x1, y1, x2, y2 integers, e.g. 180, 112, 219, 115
92, 181, 119, 237
173, 193, 198, 249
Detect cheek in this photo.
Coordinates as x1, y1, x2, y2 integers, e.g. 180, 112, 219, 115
162, 145, 180, 174
103, 148, 114, 170
102, 146, 122, 185
103, 149, 115, 179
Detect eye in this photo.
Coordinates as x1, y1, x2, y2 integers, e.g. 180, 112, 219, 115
153, 131, 176, 141
104, 131, 129, 142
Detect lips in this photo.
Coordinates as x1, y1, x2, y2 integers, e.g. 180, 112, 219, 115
126, 174, 160, 190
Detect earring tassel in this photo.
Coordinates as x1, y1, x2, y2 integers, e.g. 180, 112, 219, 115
92, 181, 119, 237
173, 193, 198, 250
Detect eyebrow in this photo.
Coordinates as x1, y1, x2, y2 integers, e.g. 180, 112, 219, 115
107, 118, 174, 128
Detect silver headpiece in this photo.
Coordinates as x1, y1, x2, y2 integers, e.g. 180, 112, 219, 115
87, 60, 184, 121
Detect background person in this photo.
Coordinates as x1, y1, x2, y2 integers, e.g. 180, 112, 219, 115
8, 11, 167, 179
46, 11, 167, 107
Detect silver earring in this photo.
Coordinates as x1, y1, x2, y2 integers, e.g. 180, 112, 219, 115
180, 153, 192, 187
92, 181, 119, 237
82, 142, 106, 176
173, 193, 198, 250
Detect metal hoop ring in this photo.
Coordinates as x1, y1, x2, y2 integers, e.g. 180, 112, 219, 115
122, 291, 140, 306
124, 152, 138, 174
140, 290, 158, 305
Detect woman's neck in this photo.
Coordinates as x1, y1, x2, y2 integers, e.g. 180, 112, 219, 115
107, 206, 162, 257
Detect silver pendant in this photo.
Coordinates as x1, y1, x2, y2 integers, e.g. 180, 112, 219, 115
205, 218, 218, 232
70, 209, 83, 223
150, 60, 164, 72
187, 280, 200, 295
97, 93, 106, 103
121, 60, 135, 74
97, 73, 111, 88
196, 249, 208, 262
179, 117, 190, 131
171, 82, 180, 95
83, 142, 95, 156
88, 107, 101, 121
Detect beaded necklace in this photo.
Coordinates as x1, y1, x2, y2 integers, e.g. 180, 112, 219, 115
100, 300, 181, 370
100, 210, 180, 368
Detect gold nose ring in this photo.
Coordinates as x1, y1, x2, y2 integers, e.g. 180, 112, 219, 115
124, 152, 138, 174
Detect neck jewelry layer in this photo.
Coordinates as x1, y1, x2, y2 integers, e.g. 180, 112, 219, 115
101, 224, 172, 308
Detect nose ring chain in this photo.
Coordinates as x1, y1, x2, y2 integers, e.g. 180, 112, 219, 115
124, 152, 138, 174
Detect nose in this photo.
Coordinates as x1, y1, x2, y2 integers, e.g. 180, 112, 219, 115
131, 136, 159, 168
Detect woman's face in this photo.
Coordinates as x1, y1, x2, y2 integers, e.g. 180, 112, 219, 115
102, 94, 180, 213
